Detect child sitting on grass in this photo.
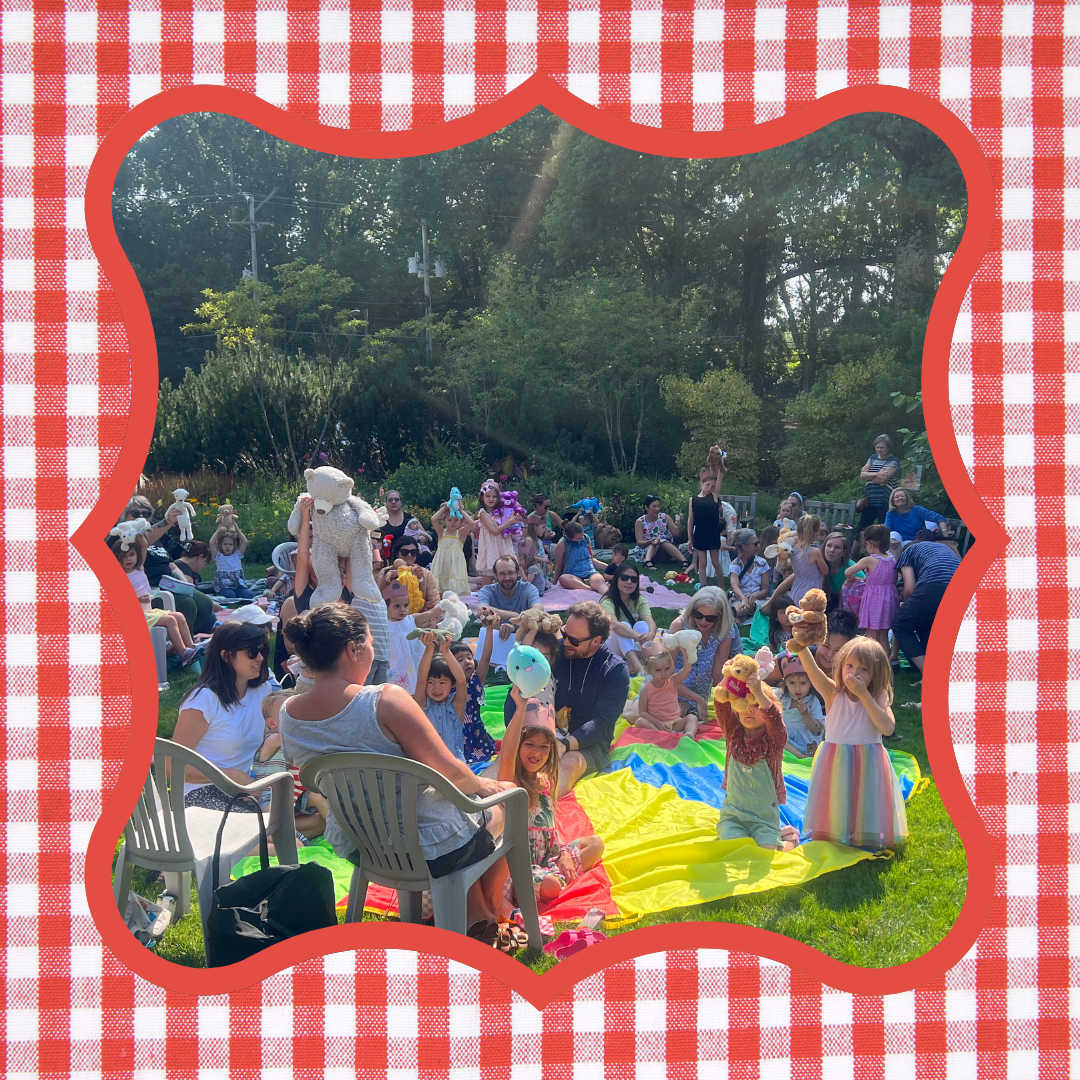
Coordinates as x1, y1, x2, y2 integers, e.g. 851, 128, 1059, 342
519, 535, 550, 597
633, 647, 700, 738
414, 632, 469, 762
601, 542, 631, 588
210, 525, 253, 599
776, 652, 824, 758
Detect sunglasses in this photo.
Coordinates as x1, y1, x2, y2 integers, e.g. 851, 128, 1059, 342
129, 509, 153, 519
240, 645, 269, 659
563, 631, 598, 647
399, 548, 418, 556
618, 574, 639, 583
693, 612, 720, 624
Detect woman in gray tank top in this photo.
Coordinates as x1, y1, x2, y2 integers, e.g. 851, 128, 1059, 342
278, 602, 517, 932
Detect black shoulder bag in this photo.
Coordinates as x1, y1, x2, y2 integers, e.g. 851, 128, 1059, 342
204, 794, 337, 967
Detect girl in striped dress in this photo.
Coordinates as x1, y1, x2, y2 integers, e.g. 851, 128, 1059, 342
797, 636, 907, 850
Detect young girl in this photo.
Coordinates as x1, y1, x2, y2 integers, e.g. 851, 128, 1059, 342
449, 629, 497, 765
210, 525, 253, 599
773, 499, 796, 531
800, 637, 907, 849
787, 514, 829, 606
713, 670, 793, 851
384, 580, 443, 693
111, 537, 202, 666
413, 632, 469, 762
429, 501, 474, 596
776, 652, 824, 758
499, 685, 604, 907
687, 473, 722, 589
762, 592, 795, 653
634, 647, 698, 737
553, 521, 606, 592
476, 480, 521, 585
845, 524, 898, 651
519, 535, 550, 597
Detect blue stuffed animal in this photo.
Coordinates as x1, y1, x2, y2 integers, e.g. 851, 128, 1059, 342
447, 487, 463, 520
569, 497, 603, 516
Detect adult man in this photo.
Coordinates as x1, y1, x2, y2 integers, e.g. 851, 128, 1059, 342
893, 539, 961, 674
553, 600, 630, 799
475, 555, 542, 640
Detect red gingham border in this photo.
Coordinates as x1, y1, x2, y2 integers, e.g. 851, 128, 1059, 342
2, 1, 1071, 1073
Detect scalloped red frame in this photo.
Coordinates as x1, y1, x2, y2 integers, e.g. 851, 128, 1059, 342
80, 76, 1001, 1010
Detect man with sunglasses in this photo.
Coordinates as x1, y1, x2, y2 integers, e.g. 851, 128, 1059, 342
552, 601, 630, 799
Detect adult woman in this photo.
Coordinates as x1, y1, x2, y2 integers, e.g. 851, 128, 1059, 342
525, 495, 563, 549
855, 435, 901, 537
476, 480, 521, 586
599, 563, 656, 674
667, 587, 742, 716
172, 620, 280, 810
376, 490, 412, 563
728, 529, 771, 622
822, 531, 861, 611
377, 535, 441, 610
884, 488, 948, 545
632, 496, 687, 572
277, 603, 517, 934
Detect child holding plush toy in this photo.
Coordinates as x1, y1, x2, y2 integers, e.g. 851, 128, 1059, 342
476, 480, 521, 585
413, 632, 469, 761
634, 647, 700, 737
209, 525, 253, 599
430, 500, 474, 597
796, 636, 908, 850
449, 631, 497, 765
384, 580, 443, 694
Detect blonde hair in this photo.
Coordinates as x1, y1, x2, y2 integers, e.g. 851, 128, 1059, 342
645, 650, 675, 674
795, 514, 821, 549
680, 586, 732, 641
261, 688, 298, 720
831, 636, 893, 705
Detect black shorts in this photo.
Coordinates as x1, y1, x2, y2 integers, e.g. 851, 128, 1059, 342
576, 740, 611, 780
349, 823, 495, 880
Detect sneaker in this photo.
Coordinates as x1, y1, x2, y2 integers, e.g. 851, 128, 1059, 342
180, 646, 199, 667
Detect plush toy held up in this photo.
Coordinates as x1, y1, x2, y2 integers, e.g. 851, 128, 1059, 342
216, 503, 239, 531
660, 628, 702, 666
287, 466, 387, 608
705, 446, 728, 478
170, 488, 196, 542
510, 608, 563, 642
763, 525, 796, 574
506, 644, 551, 700
447, 487, 464, 520
432, 591, 469, 641
392, 560, 425, 614
405, 626, 456, 643
110, 517, 152, 551
569, 497, 603, 516
475, 605, 503, 630
498, 490, 527, 539
713, 652, 778, 716
785, 588, 829, 650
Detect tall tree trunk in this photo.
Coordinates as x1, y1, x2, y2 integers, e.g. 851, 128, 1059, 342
893, 197, 937, 315
740, 230, 771, 392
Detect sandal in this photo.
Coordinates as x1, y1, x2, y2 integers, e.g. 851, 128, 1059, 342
643, 561, 659, 572
494, 923, 520, 953
467, 919, 499, 946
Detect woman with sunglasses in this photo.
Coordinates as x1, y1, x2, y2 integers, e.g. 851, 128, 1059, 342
377, 535, 441, 610
598, 564, 657, 675
172, 620, 280, 811
666, 586, 742, 718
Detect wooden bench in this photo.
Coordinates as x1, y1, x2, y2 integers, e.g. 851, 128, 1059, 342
802, 499, 859, 529
725, 493, 758, 527
945, 518, 974, 556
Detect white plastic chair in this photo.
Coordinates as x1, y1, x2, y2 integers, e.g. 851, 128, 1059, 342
113, 738, 298, 941
299, 752, 543, 950
151, 626, 169, 690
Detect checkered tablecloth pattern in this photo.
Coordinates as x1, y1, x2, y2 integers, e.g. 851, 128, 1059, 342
2, 1, 1074, 1073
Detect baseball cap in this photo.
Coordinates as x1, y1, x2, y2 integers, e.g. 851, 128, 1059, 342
889, 531, 902, 543
229, 604, 275, 626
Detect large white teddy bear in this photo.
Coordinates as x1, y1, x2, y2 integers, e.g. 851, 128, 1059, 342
287, 466, 388, 608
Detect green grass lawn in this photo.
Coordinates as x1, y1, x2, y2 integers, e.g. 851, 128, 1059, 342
137, 568, 964, 972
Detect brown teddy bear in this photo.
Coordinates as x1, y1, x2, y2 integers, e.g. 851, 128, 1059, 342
475, 605, 503, 630
216, 503, 238, 531
785, 588, 828, 650
510, 608, 563, 642
706, 445, 729, 479
713, 653, 774, 717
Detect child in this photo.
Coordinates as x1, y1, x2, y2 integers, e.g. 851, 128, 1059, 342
788, 514, 828, 606
476, 480, 521, 585
634, 647, 699, 738
776, 652, 824, 758
553, 521, 607, 592
519, 535, 550, 597
773, 499, 796, 531
762, 592, 795, 652
713, 669, 793, 851
210, 524, 253, 599
798, 636, 908, 850
414, 632, 469, 761
449, 629, 497, 765
601, 542, 631, 588
111, 537, 202, 666
429, 500, 474, 597
385, 580, 442, 693
263, 562, 291, 600
404, 517, 432, 558
845, 524, 897, 652
687, 473, 722, 590
499, 685, 604, 907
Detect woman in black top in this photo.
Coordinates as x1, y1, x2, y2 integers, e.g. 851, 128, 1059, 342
687, 474, 722, 589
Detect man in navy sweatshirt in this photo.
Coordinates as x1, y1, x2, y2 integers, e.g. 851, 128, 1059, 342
552, 600, 630, 798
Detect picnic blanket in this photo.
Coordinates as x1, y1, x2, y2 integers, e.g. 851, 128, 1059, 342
237, 681, 925, 926
459, 575, 692, 613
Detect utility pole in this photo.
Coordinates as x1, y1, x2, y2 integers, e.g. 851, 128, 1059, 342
229, 189, 278, 282
407, 218, 445, 362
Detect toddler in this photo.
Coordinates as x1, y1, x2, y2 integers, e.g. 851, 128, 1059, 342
404, 517, 432, 557
846, 523, 898, 652
776, 652, 824, 758
713, 671, 794, 851
384, 580, 442, 693
601, 542, 631, 588
413, 633, 469, 761
519, 535, 550, 596
633, 647, 699, 738
798, 636, 908, 850
210, 526, 253, 599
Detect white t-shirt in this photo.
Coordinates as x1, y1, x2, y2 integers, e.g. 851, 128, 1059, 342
181, 682, 279, 794
387, 615, 425, 694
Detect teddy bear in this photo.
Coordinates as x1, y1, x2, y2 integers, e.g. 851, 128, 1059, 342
510, 608, 563, 642
475, 605, 503, 630
706, 446, 728, 478
216, 503, 239, 531
287, 466, 388, 608
110, 517, 152, 551
763, 525, 796, 574
785, 588, 829, 651
170, 488, 196, 542
432, 591, 470, 641
447, 487, 464, 520
660, 628, 702, 666
713, 652, 779, 717
498, 490, 526, 539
